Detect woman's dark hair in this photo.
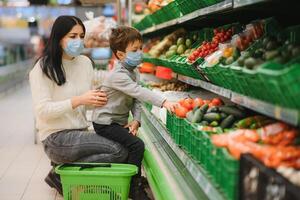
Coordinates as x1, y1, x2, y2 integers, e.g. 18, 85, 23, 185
37, 15, 86, 86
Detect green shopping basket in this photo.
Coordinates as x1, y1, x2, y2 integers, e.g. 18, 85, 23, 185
55, 163, 138, 200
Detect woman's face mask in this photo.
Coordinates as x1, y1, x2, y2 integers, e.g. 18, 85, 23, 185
61, 24, 85, 58
63, 39, 84, 57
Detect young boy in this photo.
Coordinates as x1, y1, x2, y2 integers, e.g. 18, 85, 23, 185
92, 26, 177, 200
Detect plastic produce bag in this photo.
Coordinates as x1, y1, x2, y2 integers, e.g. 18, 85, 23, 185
83, 12, 117, 48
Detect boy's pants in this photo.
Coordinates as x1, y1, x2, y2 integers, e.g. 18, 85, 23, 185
93, 123, 145, 177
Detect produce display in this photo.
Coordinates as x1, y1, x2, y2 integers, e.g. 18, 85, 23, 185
173, 97, 254, 129
148, 29, 187, 58
188, 27, 234, 63
212, 122, 300, 169
147, 0, 173, 13
148, 81, 188, 92
164, 34, 198, 58
235, 36, 300, 69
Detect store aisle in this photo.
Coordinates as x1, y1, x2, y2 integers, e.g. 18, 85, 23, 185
0, 83, 63, 200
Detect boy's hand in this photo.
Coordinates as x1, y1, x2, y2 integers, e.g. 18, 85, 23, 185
163, 101, 179, 113
124, 120, 140, 136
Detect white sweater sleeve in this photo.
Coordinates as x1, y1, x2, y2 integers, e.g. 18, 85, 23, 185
29, 64, 73, 120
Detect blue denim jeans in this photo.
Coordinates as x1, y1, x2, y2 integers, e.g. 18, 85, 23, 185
42, 129, 128, 164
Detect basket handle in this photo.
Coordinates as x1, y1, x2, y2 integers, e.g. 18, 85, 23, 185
63, 163, 112, 170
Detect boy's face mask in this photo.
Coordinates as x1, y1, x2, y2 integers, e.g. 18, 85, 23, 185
63, 39, 84, 57
123, 51, 143, 69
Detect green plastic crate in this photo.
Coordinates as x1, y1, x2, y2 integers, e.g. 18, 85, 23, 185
173, 115, 185, 146
219, 149, 239, 200
55, 163, 138, 200
183, 119, 193, 153
162, 1, 182, 21
166, 111, 174, 138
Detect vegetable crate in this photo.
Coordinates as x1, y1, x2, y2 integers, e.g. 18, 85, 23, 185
190, 125, 239, 200
161, 1, 182, 21
239, 154, 300, 200
55, 163, 138, 200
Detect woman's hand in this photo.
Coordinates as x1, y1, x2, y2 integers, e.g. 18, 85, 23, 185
163, 100, 178, 113
71, 90, 107, 109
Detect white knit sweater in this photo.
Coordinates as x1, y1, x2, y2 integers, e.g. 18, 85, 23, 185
29, 55, 94, 141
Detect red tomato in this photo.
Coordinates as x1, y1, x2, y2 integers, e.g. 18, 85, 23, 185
203, 100, 211, 105
193, 51, 199, 57
212, 98, 224, 106
182, 98, 194, 110
175, 105, 189, 118
192, 98, 204, 108
178, 98, 185, 106
189, 55, 195, 61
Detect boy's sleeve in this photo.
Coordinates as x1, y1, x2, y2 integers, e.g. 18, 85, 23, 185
109, 72, 166, 107
131, 99, 142, 124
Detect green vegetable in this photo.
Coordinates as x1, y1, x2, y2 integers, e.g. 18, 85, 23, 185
207, 107, 219, 113
219, 106, 245, 118
220, 115, 235, 129
244, 57, 257, 69
192, 106, 200, 113
192, 34, 198, 42
264, 50, 279, 60
177, 37, 185, 46
166, 50, 176, 58
200, 104, 209, 113
169, 45, 177, 51
203, 113, 221, 122
253, 49, 265, 58
237, 57, 245, 66
177, 44, 186, 55
186, 111, 194, 122
220, 113, 228, 120
210, 121, 219, 127
225, 57, 234, 65
192, 109, 204, 123
185, 39, 192, 48
200, 121, 209, 126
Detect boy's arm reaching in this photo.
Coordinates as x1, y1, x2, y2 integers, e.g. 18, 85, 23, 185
110, 72, 166, 107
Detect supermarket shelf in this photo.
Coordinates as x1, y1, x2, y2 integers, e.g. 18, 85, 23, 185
0, 59, 34, 93
141, 0, 232, 35
177, 74, 300, 126
233, 0, 270, 8
141, 107, 226, 200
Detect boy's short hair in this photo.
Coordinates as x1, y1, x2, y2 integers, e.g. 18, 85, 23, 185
109, 26, 142, 57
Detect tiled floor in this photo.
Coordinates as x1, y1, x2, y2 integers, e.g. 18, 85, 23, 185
0, 83, 63, 200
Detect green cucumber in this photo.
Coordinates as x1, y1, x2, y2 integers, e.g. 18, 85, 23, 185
220, 115, 235, 129
186, 111, 194, 122
191, 109, 204, 123
203, 113, 221, 122
200, 104, 209, 113
219, 106, 245, 118
220, 113, 228, 120
200, 121, 209, 126
192, 106, 200, 113
207, 106, 219, 113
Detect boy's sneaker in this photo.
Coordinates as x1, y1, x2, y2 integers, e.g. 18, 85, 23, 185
44, 168, 63, 195
129, 177, 151, 200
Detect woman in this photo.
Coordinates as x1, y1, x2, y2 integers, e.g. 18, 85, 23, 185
29, 16, 128, 195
